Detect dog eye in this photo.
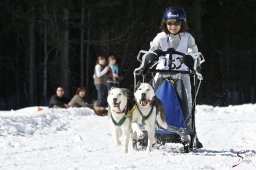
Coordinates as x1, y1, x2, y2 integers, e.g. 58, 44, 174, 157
139, 88, 142, 90
147, 89, 150, 91
118, 93, 121, 95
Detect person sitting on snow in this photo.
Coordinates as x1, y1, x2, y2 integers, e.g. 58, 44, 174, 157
49, 86, 69, 108
68, 86, 90, 108
68, 86, 108, 116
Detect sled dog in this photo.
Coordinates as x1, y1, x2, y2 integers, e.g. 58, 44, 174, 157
107, 87, 135, 153
132, 83, 168, 152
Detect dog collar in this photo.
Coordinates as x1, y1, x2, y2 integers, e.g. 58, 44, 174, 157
111, 104, 137, 126
114, 109, 126, 114
111, 106, 128, 126
111, 114, 127, 126
136, 104, 154, 125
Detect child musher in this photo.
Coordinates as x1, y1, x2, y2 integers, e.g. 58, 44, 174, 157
149, 6, 203, 148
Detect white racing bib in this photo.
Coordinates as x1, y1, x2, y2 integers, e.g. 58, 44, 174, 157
157, 32, 189, 72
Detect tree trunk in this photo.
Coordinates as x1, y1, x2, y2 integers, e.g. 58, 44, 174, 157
60, 9, 70, 96
191, 0, 203, 41
86, 9, 91, 90
28, 3, 36, 106
43, 1, 48, 105
80, 0, 85, 85
15, 30, 20, 109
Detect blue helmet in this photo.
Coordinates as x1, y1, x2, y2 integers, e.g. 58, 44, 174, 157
163, 6, 186, 21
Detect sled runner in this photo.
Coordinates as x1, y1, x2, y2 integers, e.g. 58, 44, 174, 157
133, 48, 205, 153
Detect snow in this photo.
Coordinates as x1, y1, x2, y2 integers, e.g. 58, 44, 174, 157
0, 105, 255, 170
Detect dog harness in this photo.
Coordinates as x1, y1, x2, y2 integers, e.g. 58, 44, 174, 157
111, 104, 137, 126
136, 104, 154, 125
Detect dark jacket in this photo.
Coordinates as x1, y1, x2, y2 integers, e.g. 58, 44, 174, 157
49, 95, 69, 108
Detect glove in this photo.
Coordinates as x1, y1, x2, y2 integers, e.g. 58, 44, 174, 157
167, 48, 175, 53
153, 49, 165, 56
183, 55, 194, 70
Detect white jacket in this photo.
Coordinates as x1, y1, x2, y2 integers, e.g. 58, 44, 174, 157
149, 32, 198, 53
149, 32, 198, 72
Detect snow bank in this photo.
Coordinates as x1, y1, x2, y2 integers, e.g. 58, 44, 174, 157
0, 107, 95, 136
0, 105, 255, 170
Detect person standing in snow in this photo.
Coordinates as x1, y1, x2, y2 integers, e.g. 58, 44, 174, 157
106, 54, 120, 91
149, 6, 203, 148
49, 86, 69, 108
68, 86, 107, 115
93, 55, 109, 108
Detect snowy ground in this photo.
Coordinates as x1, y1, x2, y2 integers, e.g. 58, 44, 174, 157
0, 105, 255, 170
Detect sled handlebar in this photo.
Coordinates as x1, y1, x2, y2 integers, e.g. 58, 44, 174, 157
154, 48, 205, 66
136, 48, 186, 62
153, 48, 186, 57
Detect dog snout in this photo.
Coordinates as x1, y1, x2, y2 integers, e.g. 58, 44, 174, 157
141, 93, 146, 99
113, 98, 117, 103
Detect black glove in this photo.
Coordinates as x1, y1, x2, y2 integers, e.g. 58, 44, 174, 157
144, 53, 158, 68
153, 49, 165, 56
183, 55, 194, 70
167, 48, 175, 53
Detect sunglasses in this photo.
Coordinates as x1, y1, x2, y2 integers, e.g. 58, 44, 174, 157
166, 21, 181, 26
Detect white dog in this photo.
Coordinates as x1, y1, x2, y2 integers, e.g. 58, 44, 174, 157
132, 83, 168, 153
107, 87, 135, 153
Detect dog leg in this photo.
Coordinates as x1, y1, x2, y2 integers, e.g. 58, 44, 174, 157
131, 132, 138, 150
114, 127, 121, 145
145, 123, 156, 153
146, 128, 155, 153
123, 129, 130, 153
131, 122, 145, 139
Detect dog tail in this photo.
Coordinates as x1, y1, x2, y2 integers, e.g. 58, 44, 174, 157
156, 113, 168, 129
153, 96, 168, 129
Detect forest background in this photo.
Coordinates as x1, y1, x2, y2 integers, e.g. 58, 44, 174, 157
0, 0, 255, 110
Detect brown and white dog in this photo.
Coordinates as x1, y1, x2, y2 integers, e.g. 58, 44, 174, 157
107, 87, 135, 153
132, 83, 168, 153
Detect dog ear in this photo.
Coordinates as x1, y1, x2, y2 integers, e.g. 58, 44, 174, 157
135, 81, 141, 91
121, 88, 135, 110
108, 87, 116, 94
148, 79, 155, 89
147, 83, 154, 90
121, 88, 133, 98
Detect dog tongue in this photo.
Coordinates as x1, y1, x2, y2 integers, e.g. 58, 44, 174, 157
140, 100, 147, 106
117, 103, 121, 111
113, 102, 121, 111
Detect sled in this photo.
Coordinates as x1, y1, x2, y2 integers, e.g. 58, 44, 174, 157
132, 48, 205, 153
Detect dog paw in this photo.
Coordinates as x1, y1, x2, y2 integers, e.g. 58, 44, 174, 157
153, 137, 157, 144
137, 131, 145, 139
116, 141, 121, 146
124, 148, 128, 153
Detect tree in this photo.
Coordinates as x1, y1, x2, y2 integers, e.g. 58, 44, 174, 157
27, 2, 36, 106
60, 8, 70, 96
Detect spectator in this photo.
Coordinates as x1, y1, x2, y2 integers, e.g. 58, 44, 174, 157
93, 55, 109, 108
49, 87, 69, 108
69, 86, 107, 115
106, 54, 120, 91
68, 86, 89, 107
